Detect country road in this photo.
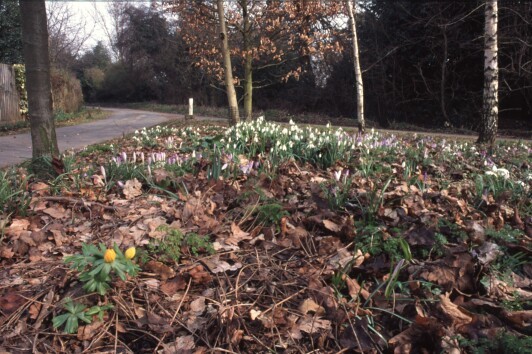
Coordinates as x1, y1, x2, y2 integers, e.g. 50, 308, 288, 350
0, 108, 216, 168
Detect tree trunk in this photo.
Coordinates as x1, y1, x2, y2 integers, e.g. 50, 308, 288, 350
441, 27, 451, 127
242, 0, 253, 121
20, 0, 59, 160
478, 0, 498, 147
217, 0, 240, 125
346, 0, 365, 133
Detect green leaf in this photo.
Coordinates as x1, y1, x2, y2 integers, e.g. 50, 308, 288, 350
52, 313, 70, 329
65, 315, 79, 334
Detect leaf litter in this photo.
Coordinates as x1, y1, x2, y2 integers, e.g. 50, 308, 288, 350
0, 120, 530, 353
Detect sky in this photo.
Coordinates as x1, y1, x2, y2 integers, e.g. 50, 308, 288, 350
46, 1, 151, 52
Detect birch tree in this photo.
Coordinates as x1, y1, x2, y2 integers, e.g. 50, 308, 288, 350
478, 0, 498, 146
20, 0, 59, 164
217, 0, 240, 124
345, 0, 365, 133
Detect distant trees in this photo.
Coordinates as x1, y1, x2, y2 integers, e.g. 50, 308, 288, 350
46, 2, 92, 70
19, 0, 59, 162
62, 0, 529, 133
0, 0, 23, 64
172, 0, 343, 120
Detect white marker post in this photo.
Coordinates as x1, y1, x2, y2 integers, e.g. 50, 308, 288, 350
185, 98, 194, 120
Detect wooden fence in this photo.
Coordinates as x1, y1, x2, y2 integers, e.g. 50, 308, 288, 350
0, 63, 22, 125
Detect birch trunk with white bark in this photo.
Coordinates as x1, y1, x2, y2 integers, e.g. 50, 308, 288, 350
346, 0, 365, 133
478, 0, 498, 146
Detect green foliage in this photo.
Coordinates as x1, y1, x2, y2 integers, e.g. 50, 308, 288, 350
13, 64, 28, 117
52, 298, 92, 334
52, 298, 114, 334
0, 0, 23, 64
354, 222, 410, 261
322, 171, 352, 211
458, 331, 532, 354
474, 173, 527, 207
485, 225, 524, 244
0, 169, 31, 216
349, 177, 392, 222
151, 226, 214, 263
104, 159, 146, 190
65, 243, 139, 295
256, 203, 288, 226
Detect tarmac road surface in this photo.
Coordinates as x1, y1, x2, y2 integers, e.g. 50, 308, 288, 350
0, 108, 200, 168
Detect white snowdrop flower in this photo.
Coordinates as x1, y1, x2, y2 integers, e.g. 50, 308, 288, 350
233, 143, 237, 150
282, 128, 288, 135
333, 170, 342, 181
495, 168, 510, 179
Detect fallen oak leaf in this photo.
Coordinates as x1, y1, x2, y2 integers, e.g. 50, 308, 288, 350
123, 178, 143, 200
439, 292, 473, 330
225, 223, 252, 245
144, 260, 175, 281
323, 219, 341, 233
344, 275, 371, 301
298, 298, 325, 315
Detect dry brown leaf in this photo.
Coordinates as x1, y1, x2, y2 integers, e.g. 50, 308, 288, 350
0, 246, 14, 259
49, 229, 65, 247
123, 178, 143, 199
298, 298, 325, 315
77, 321, 103, 340
160, 276, 187, 296
225, 223, 252, 245
230, 329, 244, 345
201, 256, 242, 274
0, 292, 26, 315
189, 265, 212, 284
162, 335, 196, 353
145, 260, 175, 281
43, 205, 69, 219
250, 309, 262, 320
345, 276, 371, 300
323, 219, 340, 233
30, 181, 49, 196
189, 297, 206, 315
6, 219, 30, 238
296, 315, 331, 333
28, 302, 41, 320
182, 197, 202, 221
439, 292, 473, 329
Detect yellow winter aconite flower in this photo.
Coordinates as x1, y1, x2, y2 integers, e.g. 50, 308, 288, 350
125, 247, 136, 260
104, 249, 116, 263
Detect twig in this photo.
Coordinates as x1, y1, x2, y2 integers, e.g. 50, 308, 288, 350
40, 196, 117, 212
